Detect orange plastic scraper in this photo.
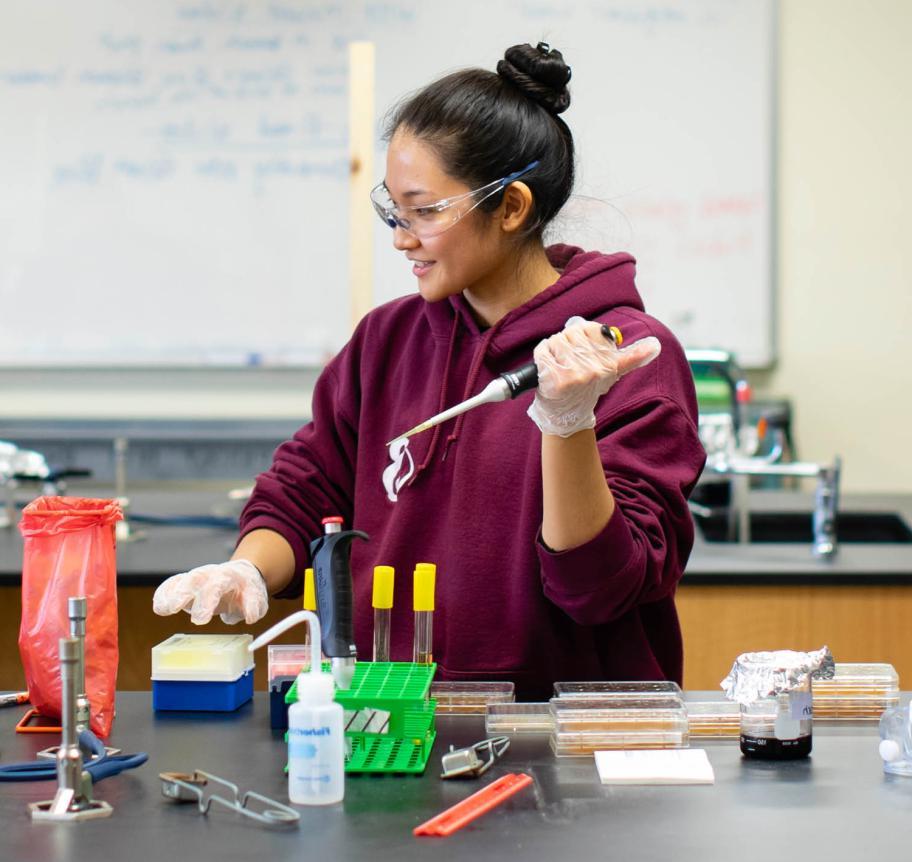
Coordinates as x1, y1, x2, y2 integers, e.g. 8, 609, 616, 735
413, 772, 533, 837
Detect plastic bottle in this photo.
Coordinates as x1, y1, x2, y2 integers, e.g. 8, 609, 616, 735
249, 610, 345, 805
879, 703, 912, 776
287, 662, 344, 805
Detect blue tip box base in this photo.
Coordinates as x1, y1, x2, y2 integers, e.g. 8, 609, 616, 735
152, 670, 254, 712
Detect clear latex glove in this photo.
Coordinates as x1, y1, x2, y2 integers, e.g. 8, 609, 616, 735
152, 559, 269, 625
527, 316, 662, 437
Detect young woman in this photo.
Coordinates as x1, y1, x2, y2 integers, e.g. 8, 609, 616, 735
154, 43, 706, 699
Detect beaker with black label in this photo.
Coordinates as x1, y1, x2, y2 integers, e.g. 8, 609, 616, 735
739, 676, 813, 759
721, 646, 833, 762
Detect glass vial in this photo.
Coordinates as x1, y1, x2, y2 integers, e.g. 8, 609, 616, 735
739, 676, 813, 759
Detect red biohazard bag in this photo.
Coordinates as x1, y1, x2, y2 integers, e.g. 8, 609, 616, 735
18, 496, 123, 738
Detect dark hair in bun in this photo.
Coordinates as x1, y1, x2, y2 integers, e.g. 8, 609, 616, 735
383, 42, 575, 239
496, 42, 572, 115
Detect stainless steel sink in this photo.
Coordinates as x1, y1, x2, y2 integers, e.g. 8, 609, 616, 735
696, 511, 912, 544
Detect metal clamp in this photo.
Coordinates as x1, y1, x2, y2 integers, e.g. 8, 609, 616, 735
160, 771, 300, 827
440, 736, 511, 779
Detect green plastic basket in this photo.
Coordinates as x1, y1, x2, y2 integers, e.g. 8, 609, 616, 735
286, 661, 437, 775
345, 700, 437, 774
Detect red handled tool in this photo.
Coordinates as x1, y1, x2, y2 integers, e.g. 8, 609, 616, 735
413, 772, 533, 837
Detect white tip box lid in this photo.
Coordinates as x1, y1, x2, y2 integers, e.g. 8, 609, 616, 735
151, 633, 254, 682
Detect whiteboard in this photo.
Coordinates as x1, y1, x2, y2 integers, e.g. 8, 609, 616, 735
0, 0, 775, 367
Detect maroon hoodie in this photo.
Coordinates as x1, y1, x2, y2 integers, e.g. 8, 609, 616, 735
240, 245, 705, 699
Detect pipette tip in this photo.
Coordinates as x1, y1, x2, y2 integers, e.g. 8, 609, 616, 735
386, 427, 424, 446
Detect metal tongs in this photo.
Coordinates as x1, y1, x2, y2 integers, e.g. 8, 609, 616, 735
160, 770, 300, 827
440, 736, 511, 779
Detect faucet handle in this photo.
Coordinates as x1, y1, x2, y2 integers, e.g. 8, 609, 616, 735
813, 456, 842, 559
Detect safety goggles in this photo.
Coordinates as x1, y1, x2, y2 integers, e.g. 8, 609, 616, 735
370, 161, 539, 239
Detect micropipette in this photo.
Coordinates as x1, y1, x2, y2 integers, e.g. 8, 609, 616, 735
309, 517, 369, 691
388, 324, 622, 445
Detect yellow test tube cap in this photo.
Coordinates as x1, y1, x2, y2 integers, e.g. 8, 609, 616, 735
303, 567, 317, 612
413, 563, 436, 611
372, 565, 395, 609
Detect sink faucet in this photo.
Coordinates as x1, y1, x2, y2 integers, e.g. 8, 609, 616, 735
700, 454, 842, 558
813, 458, 841, 558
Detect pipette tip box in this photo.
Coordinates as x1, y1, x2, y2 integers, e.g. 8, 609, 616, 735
268, 644, 313, 729
151, 633, 254, 712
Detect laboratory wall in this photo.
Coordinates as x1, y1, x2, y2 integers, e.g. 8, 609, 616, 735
2, 0, 911, 493
752, 0, 912, 492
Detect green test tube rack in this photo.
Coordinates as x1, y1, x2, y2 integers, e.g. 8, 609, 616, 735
286, 661, 437, 775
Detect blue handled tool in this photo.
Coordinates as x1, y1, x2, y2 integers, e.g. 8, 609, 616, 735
0, 729, 148, 783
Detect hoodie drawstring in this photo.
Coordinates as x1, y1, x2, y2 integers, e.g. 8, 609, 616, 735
441, 322, 502, 462
408, 311, 461, 483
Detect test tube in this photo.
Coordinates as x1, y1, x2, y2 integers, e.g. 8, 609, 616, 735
303, 567, 317, 663
303, 567, 317, 613
372, 565, 395, 662
412, 563, 436, 665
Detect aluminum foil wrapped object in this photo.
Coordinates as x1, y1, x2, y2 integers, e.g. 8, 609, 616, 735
720, 646, 835, 706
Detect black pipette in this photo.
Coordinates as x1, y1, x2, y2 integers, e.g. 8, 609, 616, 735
310, 516, 368, 690
388, 324, 622, 444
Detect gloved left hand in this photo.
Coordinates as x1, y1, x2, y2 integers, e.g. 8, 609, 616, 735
152, 559, 269, 625
527, 316, 662, 437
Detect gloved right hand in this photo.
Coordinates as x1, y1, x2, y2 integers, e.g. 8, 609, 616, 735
152, 559, 269, 625
527, 316, 661, 437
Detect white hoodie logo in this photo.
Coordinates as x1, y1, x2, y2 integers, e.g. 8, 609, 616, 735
382, 437, 415, 503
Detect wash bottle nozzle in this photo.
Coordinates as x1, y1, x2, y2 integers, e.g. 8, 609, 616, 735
372, 566, 395, 662
249, 610, 324, 678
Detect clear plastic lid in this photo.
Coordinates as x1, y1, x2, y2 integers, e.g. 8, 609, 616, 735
811, 663, 900, 718
485, 702, 554, 734
554, 680, 683, 699
551, 704, 689, 735
431, 681, 515, 714
685, 701, 741, 738
811, 662, 899, 691
813, 698, 900, 720
685, 701, 742, 718
151, 633, 254, 682
551, 729, 688, 756
552, 694, 684, 712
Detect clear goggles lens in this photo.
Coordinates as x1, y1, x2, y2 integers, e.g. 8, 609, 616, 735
371, 161, 539, 239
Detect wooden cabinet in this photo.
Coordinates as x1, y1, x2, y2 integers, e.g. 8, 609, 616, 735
676, 583, 912, 689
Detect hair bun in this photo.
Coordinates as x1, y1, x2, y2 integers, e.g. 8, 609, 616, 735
496, 42, 571, 115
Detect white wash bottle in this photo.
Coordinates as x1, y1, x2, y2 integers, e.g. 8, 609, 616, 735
248, 610, 345, 805
287, 662, 345, 804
